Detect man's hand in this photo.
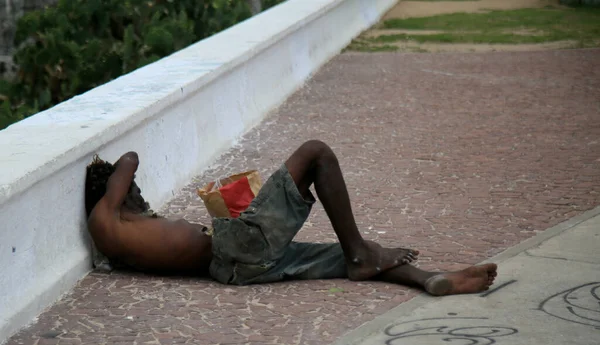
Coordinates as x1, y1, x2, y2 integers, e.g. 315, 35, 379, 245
104, 151, 139, 213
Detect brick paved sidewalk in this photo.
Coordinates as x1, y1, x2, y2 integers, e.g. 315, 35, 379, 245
6, 49, 600, 345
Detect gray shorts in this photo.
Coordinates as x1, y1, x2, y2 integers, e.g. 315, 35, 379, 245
209, 165, 347, 285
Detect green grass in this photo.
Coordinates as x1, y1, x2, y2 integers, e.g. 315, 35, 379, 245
346, 40, 435, 53
345, 40, 399, 52
370, 31, 573, 44
382, 8, 600, 43
348, 7, 600, 52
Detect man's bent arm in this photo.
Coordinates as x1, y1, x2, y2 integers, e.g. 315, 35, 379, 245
105, 151, 139, 211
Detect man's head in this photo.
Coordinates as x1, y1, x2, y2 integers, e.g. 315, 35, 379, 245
85, 155, 157, 218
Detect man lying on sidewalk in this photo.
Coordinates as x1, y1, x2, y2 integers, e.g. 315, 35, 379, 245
85, 140, 497, 296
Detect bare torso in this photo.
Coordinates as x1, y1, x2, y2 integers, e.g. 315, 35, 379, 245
88, 201, 213, 275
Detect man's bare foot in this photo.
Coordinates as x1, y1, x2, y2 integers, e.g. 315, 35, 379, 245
424, 264, 498, 296
347, 240, 419, 281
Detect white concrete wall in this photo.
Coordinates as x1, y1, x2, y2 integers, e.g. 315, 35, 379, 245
0, 0, 397, 341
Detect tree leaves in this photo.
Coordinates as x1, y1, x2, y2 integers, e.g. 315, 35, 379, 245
1, 0, 286, 130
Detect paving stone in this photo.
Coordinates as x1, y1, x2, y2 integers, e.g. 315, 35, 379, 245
5, 49, 600, 345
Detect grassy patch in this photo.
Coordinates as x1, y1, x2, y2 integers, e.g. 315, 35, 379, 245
370, 31, 573, 44
382, 8, 600, 43
347, 7, 600, 52
345, 40, 398, 52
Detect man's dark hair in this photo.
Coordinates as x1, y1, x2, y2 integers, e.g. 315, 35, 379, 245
85, 155, 158, 218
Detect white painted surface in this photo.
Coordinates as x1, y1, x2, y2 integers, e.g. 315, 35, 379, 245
0, 0, 398, 341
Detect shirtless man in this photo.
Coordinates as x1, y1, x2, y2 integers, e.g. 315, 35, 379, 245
86, 140, 497, 295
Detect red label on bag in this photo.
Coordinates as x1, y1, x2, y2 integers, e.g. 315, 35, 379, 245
219, 176, 256, 218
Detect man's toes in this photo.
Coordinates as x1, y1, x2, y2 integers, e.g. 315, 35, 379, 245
389, 248, 419, 267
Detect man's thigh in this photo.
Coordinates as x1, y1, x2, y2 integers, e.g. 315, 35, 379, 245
240, 164, 316, 259
226, 242, 347, 285
210, 164, 318, 284
279, 242, 347, 280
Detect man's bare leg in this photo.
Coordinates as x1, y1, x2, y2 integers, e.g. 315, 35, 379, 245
285, 140, 418, 281
376, 263, 498, 296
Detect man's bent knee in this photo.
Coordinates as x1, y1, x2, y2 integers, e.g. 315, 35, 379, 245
298, 140, 336, 161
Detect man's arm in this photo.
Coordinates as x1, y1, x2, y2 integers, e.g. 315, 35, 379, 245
104, 151, 139, 211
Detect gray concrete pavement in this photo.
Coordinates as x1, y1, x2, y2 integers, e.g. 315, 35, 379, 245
333, 207, 600, 345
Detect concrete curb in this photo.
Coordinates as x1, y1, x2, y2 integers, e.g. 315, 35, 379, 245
330, 205, 600, 345
0, 0, 398, 341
